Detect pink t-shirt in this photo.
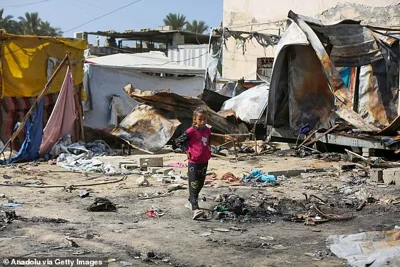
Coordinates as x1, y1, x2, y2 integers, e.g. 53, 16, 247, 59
186, 126, 211, 164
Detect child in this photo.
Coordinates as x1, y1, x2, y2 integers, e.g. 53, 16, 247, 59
175, 107, 211, 220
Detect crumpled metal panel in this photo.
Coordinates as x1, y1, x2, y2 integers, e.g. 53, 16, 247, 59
312, 24, 383, 67
380, 116, 400, 135
288, 11, 381, 132
112, 86, 249, 152
266, 19, 309, 127
295, 14, 383, 67
288, 45, 334, 130
111, 105, 181, 153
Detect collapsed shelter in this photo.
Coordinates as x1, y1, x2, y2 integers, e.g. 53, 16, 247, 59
267, 11, 400, 154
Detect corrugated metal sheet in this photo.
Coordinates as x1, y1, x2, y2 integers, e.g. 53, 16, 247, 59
168, 44, 209, 69
313, 25, 383, 67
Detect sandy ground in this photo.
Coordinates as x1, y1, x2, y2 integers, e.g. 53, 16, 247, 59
0, 150, 399, 267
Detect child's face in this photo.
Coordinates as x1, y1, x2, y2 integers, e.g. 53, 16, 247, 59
194, 113, 207, 128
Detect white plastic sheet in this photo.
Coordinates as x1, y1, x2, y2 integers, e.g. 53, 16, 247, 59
220, 83, 269, 123
327, 230, 400, 267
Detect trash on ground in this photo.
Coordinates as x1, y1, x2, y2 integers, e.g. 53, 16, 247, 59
146, 206, 165, 218
213, 228, 230, 232
167, 162, 187, 168
205, 172, 243, 187
242, 170, 277, 186
87, 197, 117, 212
79, 190, 90, 198
167, 184, 186, 192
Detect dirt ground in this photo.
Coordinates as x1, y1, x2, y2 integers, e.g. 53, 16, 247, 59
1, 149, 399, 267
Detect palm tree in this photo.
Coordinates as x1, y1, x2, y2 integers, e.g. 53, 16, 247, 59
40, 21, 63, 36
0, 9, 18, 33
163, 13, 187, 30
18, 12, 43, 35
185, 20, 208, 34
17, 13, 62, 36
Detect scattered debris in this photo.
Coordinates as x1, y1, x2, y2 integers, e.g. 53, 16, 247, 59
2, 174, 12, 179
167, 184, 186, 192
87, 197, 117, 212
79, 190, 90, 198
242, 170, 277, 186
136, 176, 151, 187
145, 206, 165, 218
167, 162, 187, 168
213, 228, 230, 232
65, 236, 79, 247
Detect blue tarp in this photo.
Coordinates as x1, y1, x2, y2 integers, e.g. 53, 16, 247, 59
3, 100, 45, 163
339, 67, 351, 88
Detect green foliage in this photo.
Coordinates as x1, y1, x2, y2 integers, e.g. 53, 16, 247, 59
185, 20, 208, 34
0, 9, 63, 36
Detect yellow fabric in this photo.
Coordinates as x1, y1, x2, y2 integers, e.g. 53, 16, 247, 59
0, 34, 87, 99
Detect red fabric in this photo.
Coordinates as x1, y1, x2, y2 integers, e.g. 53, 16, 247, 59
187, 126, 211, 164
39, 69, 77, 155
0, 93, 58, 150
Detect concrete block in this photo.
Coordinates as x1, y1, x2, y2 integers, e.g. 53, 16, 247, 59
369, 168, 383, 183
139, 157, 163, 168
156, 168, 173, 175
383, 168, 400, 186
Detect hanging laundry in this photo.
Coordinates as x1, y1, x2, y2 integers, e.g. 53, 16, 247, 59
39, 68, 77, 156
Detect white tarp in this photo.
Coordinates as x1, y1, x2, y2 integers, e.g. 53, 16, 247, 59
327, 230, 400, 267
83, 52, 205, 129
86, 51, 205, 76
220, 83, 269, 123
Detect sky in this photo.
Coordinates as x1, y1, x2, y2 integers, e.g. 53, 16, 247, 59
1, 0, 223, 44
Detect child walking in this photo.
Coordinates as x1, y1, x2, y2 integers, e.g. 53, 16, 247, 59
175, 107, 211, 220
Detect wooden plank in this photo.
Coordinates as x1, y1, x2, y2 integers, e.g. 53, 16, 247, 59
304, 124, 340, 146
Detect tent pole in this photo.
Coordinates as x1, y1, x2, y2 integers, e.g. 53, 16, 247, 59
66, 53, 85, 142
0, 54, 69, 155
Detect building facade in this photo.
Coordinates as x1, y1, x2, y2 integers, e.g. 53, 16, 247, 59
222, 0, 400, 80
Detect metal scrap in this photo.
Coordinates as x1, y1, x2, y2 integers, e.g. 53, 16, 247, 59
112, 85, 248, 153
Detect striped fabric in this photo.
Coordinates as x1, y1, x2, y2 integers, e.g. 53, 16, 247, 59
0, 93, 59, 150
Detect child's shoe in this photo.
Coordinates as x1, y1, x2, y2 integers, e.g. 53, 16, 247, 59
192, 209, 204, 220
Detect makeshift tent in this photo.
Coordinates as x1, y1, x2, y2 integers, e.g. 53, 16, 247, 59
267, 11, 400, 135
0, 58, 83, 163
83, 51, 205, 130
0, 32, 87, 149
0, 32, 86, 97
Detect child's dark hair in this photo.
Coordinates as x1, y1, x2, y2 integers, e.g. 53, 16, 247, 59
192, 107, 208, 126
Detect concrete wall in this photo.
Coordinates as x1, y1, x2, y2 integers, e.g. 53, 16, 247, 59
222, 0, 400, 79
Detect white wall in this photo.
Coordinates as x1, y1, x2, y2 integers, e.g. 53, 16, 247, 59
83, 65, 204, 129
222, 0, 400, 79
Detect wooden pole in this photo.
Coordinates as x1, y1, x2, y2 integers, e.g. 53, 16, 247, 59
66, 53, 85, 142
303, 124, 339, 146
0, 54, 69, 155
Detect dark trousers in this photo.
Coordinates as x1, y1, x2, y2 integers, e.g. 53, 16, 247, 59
188, 162, 208, 210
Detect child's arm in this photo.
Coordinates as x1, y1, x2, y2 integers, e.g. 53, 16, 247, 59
174, 131, 190, 152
